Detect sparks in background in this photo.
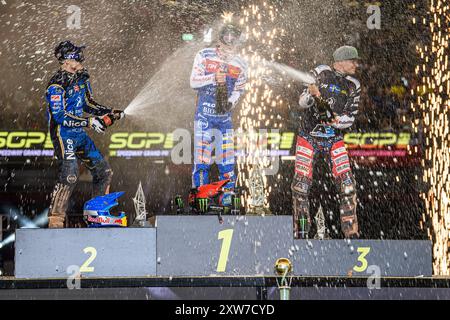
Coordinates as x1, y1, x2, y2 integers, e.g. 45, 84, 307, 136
413, 0, 450, 275
236, 2, 286, 211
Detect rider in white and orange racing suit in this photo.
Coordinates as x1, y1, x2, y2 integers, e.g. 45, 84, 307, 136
190, 23, 247, 206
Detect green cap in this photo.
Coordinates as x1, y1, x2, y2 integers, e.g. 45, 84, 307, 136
333, 45, 360, 62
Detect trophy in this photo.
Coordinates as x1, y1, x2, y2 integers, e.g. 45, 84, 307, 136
274, 257, 293, 300
314, 204, 329, 240
248, 167, 271, 215
132, 181, 150, 227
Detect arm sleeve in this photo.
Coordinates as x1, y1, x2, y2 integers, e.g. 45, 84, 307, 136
47, 84, 89, 127
83, 80, 113, 116
190, 51, 216, 89
331, 79, 361, 129
227, 64, 247, 109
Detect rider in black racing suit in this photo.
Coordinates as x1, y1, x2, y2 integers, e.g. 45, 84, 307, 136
292, 46, 361, 239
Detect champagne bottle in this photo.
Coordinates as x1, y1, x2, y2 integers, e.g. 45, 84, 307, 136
216, 64, 229, 114
313, 96, 334, 123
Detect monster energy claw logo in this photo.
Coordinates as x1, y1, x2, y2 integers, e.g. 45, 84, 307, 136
233, 196, 241, 209
299, 217, 308, 234
198, 198, 209, 213
175, 196, 184, 208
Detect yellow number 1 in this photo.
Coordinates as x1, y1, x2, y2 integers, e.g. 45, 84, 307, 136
353, 247, 371, 272
217, 229, 234, 272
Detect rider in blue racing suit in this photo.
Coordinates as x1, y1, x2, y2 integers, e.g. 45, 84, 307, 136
190, 23, 247, 205
46, 41, 124, 228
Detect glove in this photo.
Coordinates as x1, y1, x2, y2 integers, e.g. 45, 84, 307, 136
112, 109, 125, 120
298, 92, 314, 109
101, 114, 115, 127
89, 117, 107, 133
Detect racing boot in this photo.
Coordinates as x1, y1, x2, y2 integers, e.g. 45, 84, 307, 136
174, 195, 184, 214
48, 183, 73, 228
196, 197, 209, 214
231, 188, 242, 215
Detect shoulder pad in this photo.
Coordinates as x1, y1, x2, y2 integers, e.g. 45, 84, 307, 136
47, 70, 72, 88
312, 65, 332, 75
345, 75, 361, 90
47, 84, 65, 94
74, 68, 90, 82
198, 48, 217, 56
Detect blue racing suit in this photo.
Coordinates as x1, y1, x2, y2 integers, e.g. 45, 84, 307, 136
190, 47, 247, 200
46, 69, 113, 227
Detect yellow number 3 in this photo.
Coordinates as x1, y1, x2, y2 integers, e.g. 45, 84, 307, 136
217, 229, 234, 272
353, 247, 371, 273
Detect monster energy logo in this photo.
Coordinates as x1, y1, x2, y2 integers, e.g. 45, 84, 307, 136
233, 196, 241, 209
175, 196, 184, 208
198, 198, 209, 213
299, 217, 308, 235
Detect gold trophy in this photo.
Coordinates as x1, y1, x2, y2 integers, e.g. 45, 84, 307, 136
274, 258, 293, 300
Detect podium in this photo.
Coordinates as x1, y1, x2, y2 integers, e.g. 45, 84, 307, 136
15, 228, 156, 279
14, 216, 432, 279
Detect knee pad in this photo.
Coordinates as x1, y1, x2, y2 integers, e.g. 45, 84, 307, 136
291, 175, 311, 198
91, 160, 113, 196
338, 171, 356, 197
58, 160, 79, 186
92, 160, 113, 180
337, 171, 357, 209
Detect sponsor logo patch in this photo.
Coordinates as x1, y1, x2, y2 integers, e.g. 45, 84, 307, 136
332, 147, 347, 156
336, 163, 351, 174
63, 120, 87, 127
197, 119, 209, 130
87, 215, 125, 225
205, 59, 222, 73
342, 177, 353, 186
50, 95, 61, 102
333, 154, 349, 165
67, 174, 77, 184
293, 181, 309, 193
65, 138, 76, 160
295, 164, 310, 175
296, 145, 313, 156
296, 155, 312, 166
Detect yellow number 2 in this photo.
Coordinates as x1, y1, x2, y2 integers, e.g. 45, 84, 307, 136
80, 247, 97, 273
353, 247, 371, 272
217, 229, 234, 272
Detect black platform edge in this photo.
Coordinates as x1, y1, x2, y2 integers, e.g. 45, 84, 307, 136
1, 276, 450, 290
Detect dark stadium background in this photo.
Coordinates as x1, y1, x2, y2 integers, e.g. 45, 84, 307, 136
0, 0, 431, 273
